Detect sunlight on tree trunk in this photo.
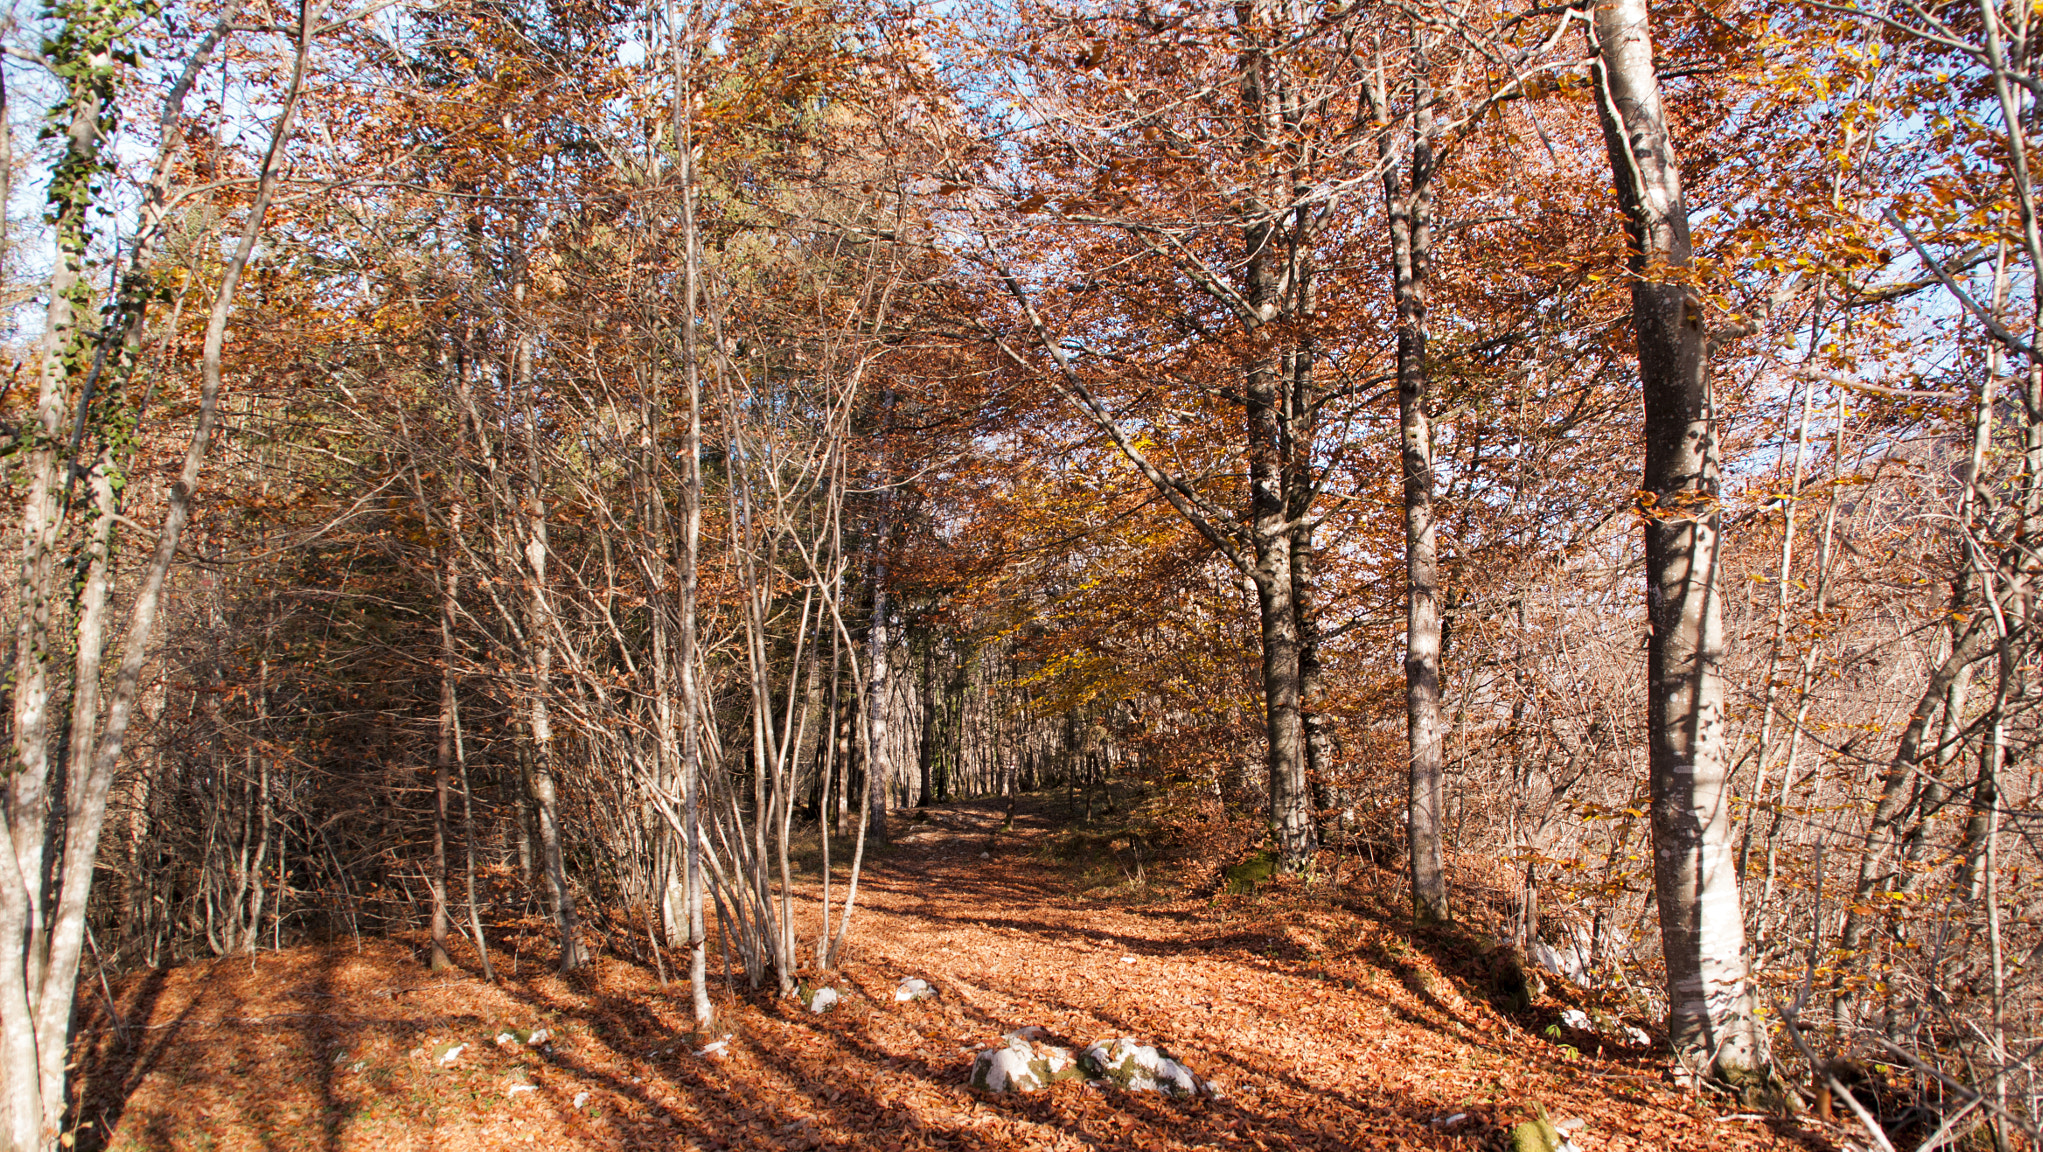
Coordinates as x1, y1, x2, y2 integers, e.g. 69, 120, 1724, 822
1590, 0, 1768, 1091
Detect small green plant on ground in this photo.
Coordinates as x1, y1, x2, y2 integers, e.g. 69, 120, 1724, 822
1223, 849, 1278, 895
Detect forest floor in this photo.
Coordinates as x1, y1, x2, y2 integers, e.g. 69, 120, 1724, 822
73, 796, 1844, 1152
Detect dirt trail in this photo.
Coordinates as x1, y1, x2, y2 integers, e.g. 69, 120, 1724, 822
76, 799, 1826, 1151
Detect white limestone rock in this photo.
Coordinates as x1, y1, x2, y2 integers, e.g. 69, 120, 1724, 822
1079, 1037, 1202, 1097
895, 977, 936, 1002
1529, 921, 1595, 986
808, 987, 841, 1014
968, 1037, 1083, 1093
1557, 1006, 1653, 1048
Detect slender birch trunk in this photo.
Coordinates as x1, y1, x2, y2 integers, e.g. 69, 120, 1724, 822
675, 7, 714, 1025
864, 513, 894, 840
524, 473, 584, 972
444, 507, 495, 980
431, 535, 457, 972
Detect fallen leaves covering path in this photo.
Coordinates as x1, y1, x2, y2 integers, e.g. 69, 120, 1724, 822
76, 799, 1832, 1151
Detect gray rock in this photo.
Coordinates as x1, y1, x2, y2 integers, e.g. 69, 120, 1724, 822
1078, 1037, 1201, 1097
894, 977, 936, 1002
968, 1037, 1084, 1093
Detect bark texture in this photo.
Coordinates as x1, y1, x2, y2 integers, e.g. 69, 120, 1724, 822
1590, 0, 1768, 1086
1238, 2, 1320, 868
1372, 37, 1448, 921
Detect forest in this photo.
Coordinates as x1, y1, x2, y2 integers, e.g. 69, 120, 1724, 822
0, 0, 2034, 1147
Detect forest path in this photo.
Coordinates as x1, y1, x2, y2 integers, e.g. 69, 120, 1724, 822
74, 797, 1824, 1152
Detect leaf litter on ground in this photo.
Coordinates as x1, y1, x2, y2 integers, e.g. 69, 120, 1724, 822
73, 796, 1839, 1151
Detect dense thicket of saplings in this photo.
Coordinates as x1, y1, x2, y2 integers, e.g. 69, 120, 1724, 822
0, 0, 2032, 1148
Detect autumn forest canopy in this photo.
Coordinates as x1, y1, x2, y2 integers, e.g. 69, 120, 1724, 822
0, 0, 2035, 1146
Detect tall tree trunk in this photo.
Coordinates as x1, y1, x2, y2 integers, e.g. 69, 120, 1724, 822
430, 539, 456, 973
0, 5, 307, 1140
917, 644, 938, 808
1246, 544, 1312, 865
1373, 37, 1448, 920
943, 647, 973, 804
444, 509, 494, 980
798, 616, 827, 816
1238, 5, 1318, 871
3, 47, 107, 1147
864, 511, 894, 840
525, 487, 584, 972
1590, 0, 1768, 1089
1242, 242, 1313, 869
672, 21, 715, 1023
815, 615, 841, 969
834, 710, 852, 836
1293, 525, 1336, 826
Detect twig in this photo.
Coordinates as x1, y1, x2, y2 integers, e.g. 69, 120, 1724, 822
1881, 207, 2037, 363
1869, 1036, 2040, 1137
84, 922, 127, 1045
1912, 1098, 1984, 1152
1794, 367, 1967, 402
1775, 1004, 1896, 1152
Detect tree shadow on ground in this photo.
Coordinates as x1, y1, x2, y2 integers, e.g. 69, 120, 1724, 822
77, 797, 1812, 1152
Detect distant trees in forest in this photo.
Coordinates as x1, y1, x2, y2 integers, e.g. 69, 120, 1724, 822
0, 0, 2032, 1147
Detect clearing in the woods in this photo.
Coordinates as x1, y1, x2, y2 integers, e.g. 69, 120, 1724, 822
75, 800, 1831, 1151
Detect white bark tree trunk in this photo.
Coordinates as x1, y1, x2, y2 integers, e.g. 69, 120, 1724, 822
0, 6, 311, 1141
864, 519, 894, 840
1370, 34, 1448, 921
1589, 0, 1770, 1090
